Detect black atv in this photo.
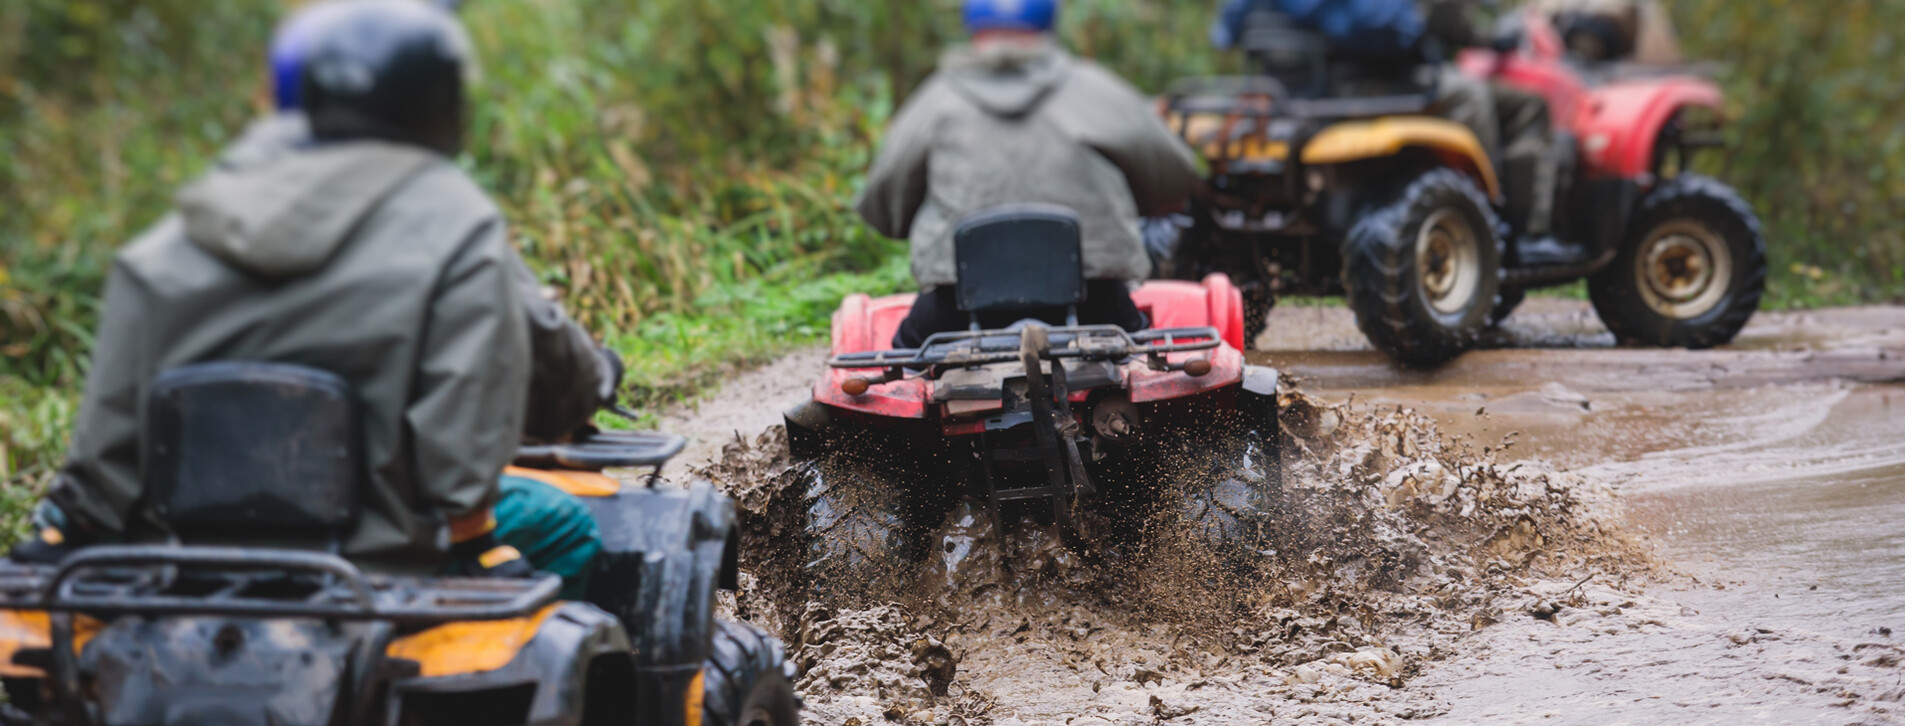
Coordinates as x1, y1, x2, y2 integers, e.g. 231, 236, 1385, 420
0, 362, 798, 726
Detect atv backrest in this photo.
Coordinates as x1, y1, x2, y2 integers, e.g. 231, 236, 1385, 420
144, 362, 359, 541
953, 204, 1086, 317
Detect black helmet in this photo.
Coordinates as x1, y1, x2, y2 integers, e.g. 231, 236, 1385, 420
301, 0, 473, 155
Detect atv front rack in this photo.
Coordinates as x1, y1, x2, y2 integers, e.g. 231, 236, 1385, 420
828, 324, 1222, 374
514, 430, 687, 472
0, 546, 558, 624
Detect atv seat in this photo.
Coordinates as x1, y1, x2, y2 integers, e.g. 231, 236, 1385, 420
145, 361, 360, 546
953, 203, 1087, 330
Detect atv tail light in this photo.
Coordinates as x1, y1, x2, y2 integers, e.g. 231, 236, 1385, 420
1183, 358, 1213, 377
841, 376, 873, 396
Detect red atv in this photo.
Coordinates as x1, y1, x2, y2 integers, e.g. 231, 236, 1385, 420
784, 205, 1281, 571
1160, 7, 1766, 364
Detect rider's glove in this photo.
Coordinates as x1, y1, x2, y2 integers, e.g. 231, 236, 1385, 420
9, 503, 87, 565
451, 532, 537, 579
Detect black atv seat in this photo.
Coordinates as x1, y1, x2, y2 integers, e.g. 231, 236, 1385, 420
144, 361, 360, 542
953, 203, 1086, 328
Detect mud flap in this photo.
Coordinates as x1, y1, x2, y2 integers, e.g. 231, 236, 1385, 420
783, 400, 833, 459
1240, 365, 1281, 439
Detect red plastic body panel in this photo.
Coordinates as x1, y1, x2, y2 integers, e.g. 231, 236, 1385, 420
816, 274, 1249, 422
1130, 274, 1247, 352
1458, 9, 1726, 180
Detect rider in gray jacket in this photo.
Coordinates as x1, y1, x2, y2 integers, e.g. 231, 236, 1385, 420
857, 0, 1202, 347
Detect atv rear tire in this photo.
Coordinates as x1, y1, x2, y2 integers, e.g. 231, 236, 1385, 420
704, 619, 801, 726
1173, 433, 1281, 551
1588, 174, 1765, 348
800, 457, 905, 583
1343, 169, 1503, 366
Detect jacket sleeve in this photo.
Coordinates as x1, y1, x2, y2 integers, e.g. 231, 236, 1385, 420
1072, 65, 1203, 217
48, 260, 148, 537
508, 251, 607, 444
854, 78, 946, 239
406, 221, 531, 519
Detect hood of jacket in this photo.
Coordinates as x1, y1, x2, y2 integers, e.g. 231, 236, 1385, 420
940, 38, 1074, 118
176, 139, 439, 279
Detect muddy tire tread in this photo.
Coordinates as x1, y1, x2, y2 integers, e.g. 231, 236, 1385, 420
1588, 174, 1765, 348
704, 619, 800, 726
1342, 168, 1505, 366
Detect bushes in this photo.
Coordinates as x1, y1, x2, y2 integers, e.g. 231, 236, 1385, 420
1670, 0, 1905, 307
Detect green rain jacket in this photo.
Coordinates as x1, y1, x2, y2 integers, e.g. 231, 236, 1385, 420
856, 39, 1201, 287
49, 120, 601, 568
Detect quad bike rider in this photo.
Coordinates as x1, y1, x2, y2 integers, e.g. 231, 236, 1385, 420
784, 0, 1283, 577
0, 2, 795, 724
1165, 0, 1765, 364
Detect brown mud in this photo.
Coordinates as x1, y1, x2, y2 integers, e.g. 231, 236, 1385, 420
664, 301, 1905, 724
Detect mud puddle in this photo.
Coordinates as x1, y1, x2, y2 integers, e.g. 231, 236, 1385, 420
1261, 301, 1905, 723
660, 301, 1905, 724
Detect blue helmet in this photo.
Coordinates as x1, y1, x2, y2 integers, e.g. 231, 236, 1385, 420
269, 1, 350, 110
270, 0, 461, 110
963, 0, 1059, 34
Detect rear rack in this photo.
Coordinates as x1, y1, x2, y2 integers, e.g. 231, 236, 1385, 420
0, 546, 558, 624
828, 324, 1221, 374
1163, 75, 1432, 122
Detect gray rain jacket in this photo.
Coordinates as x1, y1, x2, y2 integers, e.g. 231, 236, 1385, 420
856, 40, 1201, 287
50, 124, 600, 567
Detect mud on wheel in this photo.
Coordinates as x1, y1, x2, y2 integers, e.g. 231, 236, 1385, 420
799, 456, 908, 592
1169, 431, 1282, 555
1342, 168, 1504, 366
704, 619, 801, 726
1589, 174, 1766, 348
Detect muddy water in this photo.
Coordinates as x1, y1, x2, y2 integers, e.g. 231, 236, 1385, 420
1621, 386, 1905, 636
668, 301, 1905, 724
1259, 302, 1905, 723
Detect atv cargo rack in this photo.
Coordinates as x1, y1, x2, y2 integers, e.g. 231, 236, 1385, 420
828, 324, 1222, 374
0, 547, 558, 624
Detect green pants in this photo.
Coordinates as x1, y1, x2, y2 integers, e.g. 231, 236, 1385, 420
493, 475, 603, 600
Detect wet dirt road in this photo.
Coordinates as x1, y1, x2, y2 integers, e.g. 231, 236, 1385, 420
1257, 300, 1905, 724
669, 300, 1905, 725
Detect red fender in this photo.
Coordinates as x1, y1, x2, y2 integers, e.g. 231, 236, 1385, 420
1574, 79, 1723, 179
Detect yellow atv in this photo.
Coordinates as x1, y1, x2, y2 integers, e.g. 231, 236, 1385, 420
1160, 10, 1764, 364
0, 362, 798, 726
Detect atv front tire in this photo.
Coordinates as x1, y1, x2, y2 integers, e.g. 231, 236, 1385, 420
704, 619, 801, 726
1343, 169, 1504, 366
1588, 174, 1765, 348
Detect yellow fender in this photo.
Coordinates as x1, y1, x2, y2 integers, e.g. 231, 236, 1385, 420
1301, 117, 1501, 201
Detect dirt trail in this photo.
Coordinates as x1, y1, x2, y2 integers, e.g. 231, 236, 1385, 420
664, 301, 1905, 725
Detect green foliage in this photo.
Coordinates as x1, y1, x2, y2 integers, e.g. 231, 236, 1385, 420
1670, 0, 1905, 307
0, 0, 1900, 516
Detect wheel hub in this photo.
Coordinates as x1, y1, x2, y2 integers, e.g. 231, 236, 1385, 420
1416, 209, 1481, 315
1636, 221, 1731, 320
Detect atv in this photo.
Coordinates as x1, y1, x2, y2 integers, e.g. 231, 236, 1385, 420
784, 205, 1282, 572
0, 362, 798, 726
1160, 7, 1766, 364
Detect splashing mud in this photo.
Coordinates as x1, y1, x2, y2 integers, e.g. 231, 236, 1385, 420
694, 386, 1634, 724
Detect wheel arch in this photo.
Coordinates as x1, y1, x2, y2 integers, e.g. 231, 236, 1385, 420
1576, 79, 1725, 179
1301, 117, 1502, 202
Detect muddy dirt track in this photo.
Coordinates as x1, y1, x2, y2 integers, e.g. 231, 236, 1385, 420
659, 300, 1905, 725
